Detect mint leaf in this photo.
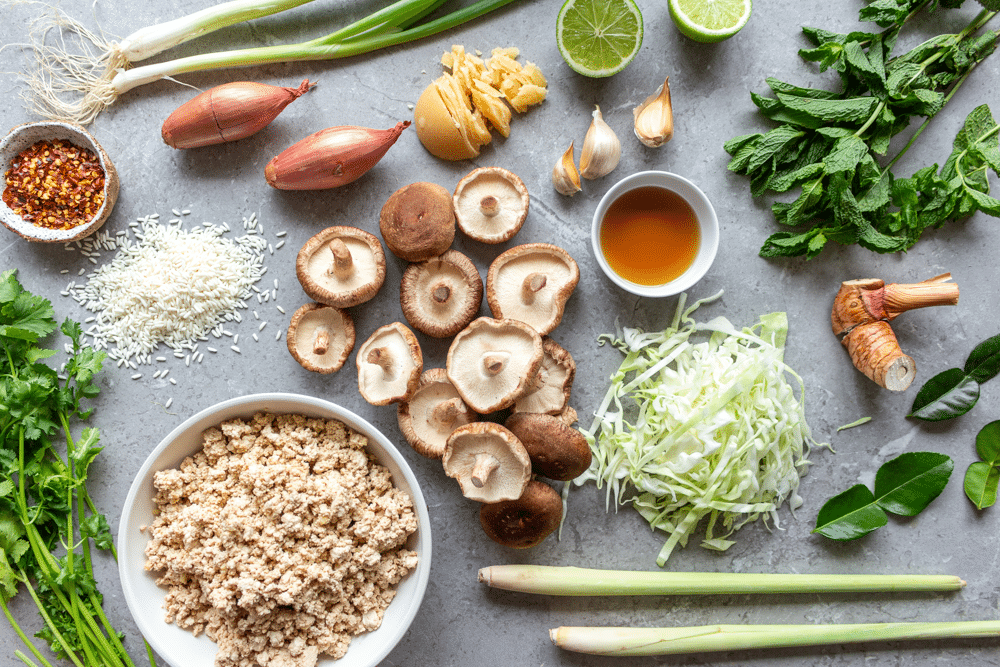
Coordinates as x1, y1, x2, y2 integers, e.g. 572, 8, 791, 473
775, 94, 879, 123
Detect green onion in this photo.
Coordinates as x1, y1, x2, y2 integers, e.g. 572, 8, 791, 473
27, 0, 521, 124
479, 565, 966, 595
550, 621, 1000, 656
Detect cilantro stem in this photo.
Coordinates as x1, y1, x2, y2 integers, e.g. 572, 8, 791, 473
0, 597, 56, 667
19, 575, 85, 667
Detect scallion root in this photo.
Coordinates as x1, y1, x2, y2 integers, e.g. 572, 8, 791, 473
23, 6, 125, 125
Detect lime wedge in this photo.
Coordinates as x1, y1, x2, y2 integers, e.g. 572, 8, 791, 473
669, 0, 752, 43
556, 0, 643, 78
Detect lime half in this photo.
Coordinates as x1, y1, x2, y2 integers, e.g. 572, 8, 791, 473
556, 0, 643, 78
669, 0, 752, 43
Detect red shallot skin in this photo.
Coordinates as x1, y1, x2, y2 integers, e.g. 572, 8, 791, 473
161, 79, 315, 149
265, 121, 411, 190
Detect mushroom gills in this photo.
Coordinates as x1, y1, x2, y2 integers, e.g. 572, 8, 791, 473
306, 236, 379, 292
515, 338, 575, 415
357, 322, 423, 405
398, 369, 477, 459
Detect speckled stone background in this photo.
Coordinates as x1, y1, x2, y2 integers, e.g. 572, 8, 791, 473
2, 0, 999, 665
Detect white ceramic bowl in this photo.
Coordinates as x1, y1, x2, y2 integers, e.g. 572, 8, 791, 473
591, 171, 719, 297
0, 121, 119, 242
118, 393, 431, 667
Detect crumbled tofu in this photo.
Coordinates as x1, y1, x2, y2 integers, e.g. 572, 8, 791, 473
144, 412, 419, 667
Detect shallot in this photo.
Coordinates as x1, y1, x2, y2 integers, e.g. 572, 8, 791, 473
265, 121, 410, 190
162, 79, 315, 149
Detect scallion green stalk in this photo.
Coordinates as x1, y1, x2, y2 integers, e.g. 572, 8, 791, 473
28, 0, 521, 125
117, 0, 318, 62
550, 621, 1000, 656
109, 0, 518, 95
479, 565, 966, 596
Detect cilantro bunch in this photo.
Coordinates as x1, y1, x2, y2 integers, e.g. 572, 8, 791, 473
725, 0, 1000, 258
0, 270, 149, 667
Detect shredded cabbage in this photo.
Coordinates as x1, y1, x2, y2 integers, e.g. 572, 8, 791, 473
577, 291, 825, 566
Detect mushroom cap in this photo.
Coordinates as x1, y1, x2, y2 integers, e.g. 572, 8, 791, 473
286, 303, 356, 374
397, 368, 478, 459
453, 167, 529, 244
479, 480, 563, 548
379, 182, 456, 261
514, 336, 576, 414
356, 322, 424, 406
296, 226, 386, 307
442, 422, 531, 502
486, 243, 579, 335
504, 412, 592, 481
400, 249, 483, 338
446, 317, 543, 414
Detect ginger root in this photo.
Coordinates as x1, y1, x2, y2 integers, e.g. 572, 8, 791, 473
831, 273, 959, 391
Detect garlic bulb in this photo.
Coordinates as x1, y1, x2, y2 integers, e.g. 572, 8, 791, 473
633, 77, 674, 148
552, 142, 582, 196
579, 106, 621, 180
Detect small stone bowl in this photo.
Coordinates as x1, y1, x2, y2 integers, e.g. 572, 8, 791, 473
591, 170, 719, 298
0, 121, 120, 242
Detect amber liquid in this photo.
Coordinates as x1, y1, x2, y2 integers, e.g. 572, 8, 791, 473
600, 186, 700, 286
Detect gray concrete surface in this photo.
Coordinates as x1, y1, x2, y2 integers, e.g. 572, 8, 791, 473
2, 0, 999, 665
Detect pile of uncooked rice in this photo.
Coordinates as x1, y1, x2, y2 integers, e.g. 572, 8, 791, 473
65, 213, 271, 366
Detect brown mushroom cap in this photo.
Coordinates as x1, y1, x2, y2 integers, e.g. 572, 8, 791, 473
400, 250, 483, 338
514, 336, 576, 415
486, 243, 579, 335
504, 412, 591, 481
286, 303, 356, 374
296, 226, 386, 307
442, 422, 530, 502
379, 182, 456, 261
453, 167, 529, 244
479, 480, 562, 548
397, 368, 478, 459
356, 322, 423, 406
446, 317, 543, 414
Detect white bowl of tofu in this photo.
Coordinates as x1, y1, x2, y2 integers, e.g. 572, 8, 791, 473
118, 393, 431, 667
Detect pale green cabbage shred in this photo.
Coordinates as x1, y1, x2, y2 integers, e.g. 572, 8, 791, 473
577, 291, 824, 566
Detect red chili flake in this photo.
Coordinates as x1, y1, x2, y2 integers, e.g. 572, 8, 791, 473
2, 139, 106, 231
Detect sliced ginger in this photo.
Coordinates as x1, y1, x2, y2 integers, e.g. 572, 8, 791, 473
417, 45, 547, 159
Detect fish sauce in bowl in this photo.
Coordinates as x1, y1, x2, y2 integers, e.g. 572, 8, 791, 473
598, 185, 700, 286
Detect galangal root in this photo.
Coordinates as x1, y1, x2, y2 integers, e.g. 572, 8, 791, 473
831, 273, 959, 391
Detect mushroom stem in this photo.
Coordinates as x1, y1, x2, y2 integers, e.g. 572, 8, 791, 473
521, 272, 548, 304
431, 281, 452, 304
483, 353, 508, 376
472, 453, 500, 488
367, 346, 395, 375
328, 238, 354, 278
431, 397, 465, 428
313, 327, 330, 355
480, 195, 500, 217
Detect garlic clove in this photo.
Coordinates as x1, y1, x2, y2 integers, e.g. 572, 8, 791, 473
633, 77, 674, 148
552, 141, 582, 196
579, 105, 621, 180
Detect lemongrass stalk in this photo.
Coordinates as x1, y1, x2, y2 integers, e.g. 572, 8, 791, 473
550, 621, 1000, 656
109, 0, 519, 95
478, 565, 966, 595
118, 0, 317, 62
